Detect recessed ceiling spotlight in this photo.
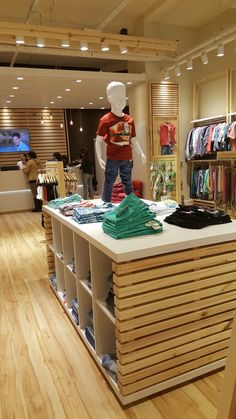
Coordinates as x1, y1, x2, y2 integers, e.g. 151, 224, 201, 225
16, 35, 25, 45
57, 96, 62, 99
12, 86, 19, 90
80, 107, 84, 109
70, 119, 74, 125
101, 107, 105, 109
17, 76, 24, 80
126, 81, 132, 85
76, 79, 82, 83
61, 39, 70, 48
80, 41, 88, 51
60, 123, 64, 128
201, 52, 208, 65
44, 106, 48, 109
36, 37, 45, 48
89, 102, 93, 105
120, 45, 128, 54
99, 96, 104, 99
65, 88, 71, 92
217, 44, 224, 57
101, 43, 109, 52
50, 101, 55, 104
9, 94, 14, 98
6, 100, 11, 103
126, 97, 129, 100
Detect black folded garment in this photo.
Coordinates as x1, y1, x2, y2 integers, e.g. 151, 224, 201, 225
164, 205, 232, 229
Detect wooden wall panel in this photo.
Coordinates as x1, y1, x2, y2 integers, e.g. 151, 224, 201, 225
0, 108, 68, 167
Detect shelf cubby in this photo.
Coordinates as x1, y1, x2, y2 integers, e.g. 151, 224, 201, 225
54, 256, 65, 292
61, 224, 74, 265
90, 244, 113, 301
65, 268, 77, 309
51, 218, 63, 254
74, 233, 90, 281
94, 303, 116, 357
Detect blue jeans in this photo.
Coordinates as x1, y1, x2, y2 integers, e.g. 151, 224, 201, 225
102, 160, 133, 203
161, 145, 173, 155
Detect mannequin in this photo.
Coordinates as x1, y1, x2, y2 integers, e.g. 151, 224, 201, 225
95, 81, 146, 203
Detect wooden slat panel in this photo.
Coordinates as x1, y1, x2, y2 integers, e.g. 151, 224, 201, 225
116, 291, 236, 332
151, 83, 179, 116
118, 322, 231, 366
112, 241, 236, 275
116, 281, 236, 321
118, 340, 229, 386
117, 310, 234, 353
114, 251, 236, 287
119, 349, 227, 396
0, 108, 68, 167
115, 270, 236, 309
115, 260, 236, 300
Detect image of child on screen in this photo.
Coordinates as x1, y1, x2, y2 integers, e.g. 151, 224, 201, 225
12, 132, 30, 152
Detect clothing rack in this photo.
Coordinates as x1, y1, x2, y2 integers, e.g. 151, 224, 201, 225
46, 161, 66, 198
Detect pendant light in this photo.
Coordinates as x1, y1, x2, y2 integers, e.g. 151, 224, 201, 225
79, 109, 83, 132
69, 109, 73, 125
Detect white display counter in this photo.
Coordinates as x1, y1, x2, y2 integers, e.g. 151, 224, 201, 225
43, 205, 236, 404
0, 170, 34, 212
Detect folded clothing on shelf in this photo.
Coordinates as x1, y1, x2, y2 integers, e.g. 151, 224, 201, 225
71, 298, 79, 324
148, 199, 178, 215
102, 193, 163, 239
85, 325, 95, 349
164, 205, 232, 229
49, 273, 57, 289
102, 353, 117, 381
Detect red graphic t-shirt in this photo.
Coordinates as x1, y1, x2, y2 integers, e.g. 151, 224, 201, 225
96, 112, 136, 160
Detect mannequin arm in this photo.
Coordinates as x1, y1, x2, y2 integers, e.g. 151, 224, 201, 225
132, 137, 146, 164
95, 135, 106, 170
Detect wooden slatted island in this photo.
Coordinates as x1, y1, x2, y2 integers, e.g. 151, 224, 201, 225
43, 204, 236, 405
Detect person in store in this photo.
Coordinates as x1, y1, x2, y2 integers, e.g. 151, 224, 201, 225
12, 132, 30, 152
17, 153, 28, 169
51, 152, 63, 161
95, 81, 146, 204
79, 147, 94, 200
23, 150, 43, 212
61, 154, 69, 168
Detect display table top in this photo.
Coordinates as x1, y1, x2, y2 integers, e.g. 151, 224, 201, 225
44, 204, 236, 262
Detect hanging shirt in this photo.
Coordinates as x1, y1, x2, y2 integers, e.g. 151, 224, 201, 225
96, 112, 136, 160
159, 122, 176, 146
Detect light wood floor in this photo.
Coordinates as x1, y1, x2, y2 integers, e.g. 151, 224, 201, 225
0, 211, 224, 419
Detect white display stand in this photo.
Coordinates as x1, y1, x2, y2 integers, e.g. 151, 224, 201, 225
0, 170, 33, 212
43, 204, 236, 405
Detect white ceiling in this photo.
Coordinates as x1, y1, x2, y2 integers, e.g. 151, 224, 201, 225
0, 0, 235, 109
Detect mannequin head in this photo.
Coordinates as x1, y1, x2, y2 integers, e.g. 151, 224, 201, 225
106, 81, 126, 116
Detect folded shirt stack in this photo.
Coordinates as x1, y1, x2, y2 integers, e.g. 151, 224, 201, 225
164, 205, 232, 229
102, 193, 163, 239
58, 200, 97, 216
73, 207, 105, 224
85, 325, 95, 349
111, 182, 126, 203
47, 193, 82, 209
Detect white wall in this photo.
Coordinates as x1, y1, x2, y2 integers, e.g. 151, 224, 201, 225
128, 81, 149, 198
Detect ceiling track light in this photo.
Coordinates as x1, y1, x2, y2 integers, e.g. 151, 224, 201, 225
50, 113, 53, 120
41, 116, 44, 125
16, 35, 25, 45
201, 52, 208, 65
61, 39, 70, 48
186, 58, 193, 70
217, 43, 224, 57
120, 45, 128, 54
36, 37, 45, 48
175, 65, 181, 77
164, 70, 170, 80
80, 41, 88, 51
101, 43, 109, 52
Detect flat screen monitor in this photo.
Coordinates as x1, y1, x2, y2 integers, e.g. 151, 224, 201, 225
0, 129, 30, 152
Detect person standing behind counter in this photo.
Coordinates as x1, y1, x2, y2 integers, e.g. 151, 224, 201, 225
23, 151, 42, 212
17, 153, 28, 170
